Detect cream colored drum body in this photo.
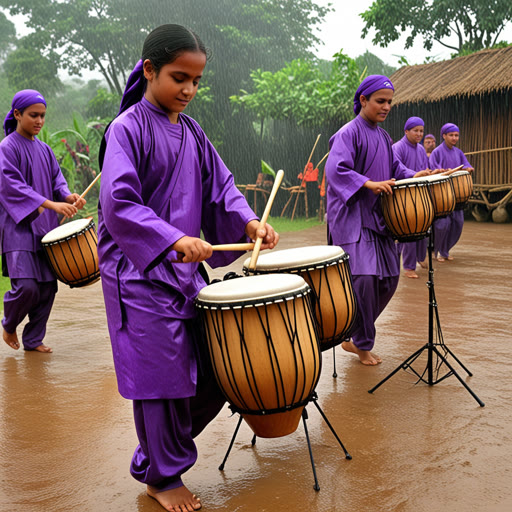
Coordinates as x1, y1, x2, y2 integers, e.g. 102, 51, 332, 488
41, 218, 100, 288
196, 274, 320, 438
243, 246, 356, 350
449, 170, 473, 209
425, 175, 456, 218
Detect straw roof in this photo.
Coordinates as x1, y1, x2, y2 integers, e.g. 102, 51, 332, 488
390, 46, 512, 105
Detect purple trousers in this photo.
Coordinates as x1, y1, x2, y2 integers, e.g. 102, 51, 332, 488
434, 210, 464, 258
399, 238, 428, 271
351, 274, 399, 351
130, 372, 226, 490
2, 278, 57, 350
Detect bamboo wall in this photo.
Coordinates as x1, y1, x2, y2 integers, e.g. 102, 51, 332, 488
383, 91, 512, 186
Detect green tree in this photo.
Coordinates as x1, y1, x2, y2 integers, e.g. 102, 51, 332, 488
0, 11, 16, 58
355, 50, 396, 77
361, 0, 512, 55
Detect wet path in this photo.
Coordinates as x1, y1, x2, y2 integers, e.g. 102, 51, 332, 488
1, 220, 511, 511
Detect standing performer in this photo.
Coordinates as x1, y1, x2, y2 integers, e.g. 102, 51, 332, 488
0, 90, 85, 353
97, 25, 278, 512
326, 76, 430, 366
429, 123, 474, 262
423, 133, 436, 158
392, 117, 431, 278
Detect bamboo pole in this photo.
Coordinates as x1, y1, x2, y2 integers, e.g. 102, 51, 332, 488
60, 172, 102, 225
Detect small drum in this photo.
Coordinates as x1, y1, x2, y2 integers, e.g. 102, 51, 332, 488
381, 178, 434, 242
449, 170, 473, 209
243, 246, 356, 351
41, 218, 100, 288
196, 274, 321, 438
424, 175, 456, 218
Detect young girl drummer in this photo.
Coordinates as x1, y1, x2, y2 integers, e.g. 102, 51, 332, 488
0, 90, 86, 353
325, 76, 430, 366
98, 25, 278, 512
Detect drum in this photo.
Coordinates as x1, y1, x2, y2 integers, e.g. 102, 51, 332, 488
196, 274, 321, 438
41, 218, 100, 288
424, 175, 456, 218
449, 170, 473, 209
381, 178, 434, 242
243, 246, 356, 351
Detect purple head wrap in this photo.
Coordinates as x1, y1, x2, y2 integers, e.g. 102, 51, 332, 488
404, 116, 424, 131
441, 123, 459, 137
118, 60, 145, 116
353, 75, 394, 115
424, 134, 436, 141
3, 89, 47, 137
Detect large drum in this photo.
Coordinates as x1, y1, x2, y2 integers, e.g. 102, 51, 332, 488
41, 218, 100, 288
243, 246, 356, 351
449, 170, 473, 209
424, 175, 456, 218
196, 274, 321, 438
381, 178, 434, 242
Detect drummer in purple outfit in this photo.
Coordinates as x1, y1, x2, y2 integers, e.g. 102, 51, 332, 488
429, 123, 474, 262
97, 25, 278, 512
424, 133, 436, 158
0, 90, 85, 353
392, 117, 432, 278
326, 76, 430, 366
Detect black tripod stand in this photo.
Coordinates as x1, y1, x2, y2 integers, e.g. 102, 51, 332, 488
368, 228, 484, 407
218, 392, 351, 491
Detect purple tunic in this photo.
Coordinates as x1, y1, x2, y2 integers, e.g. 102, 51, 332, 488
98, 97, 257, 400
0, 131, 71, 280
429, 142, 472, 257
326, 115, 416, 278
392, 136, 430, 269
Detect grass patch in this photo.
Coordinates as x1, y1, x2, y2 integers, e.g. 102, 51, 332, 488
266, 216, 323, 233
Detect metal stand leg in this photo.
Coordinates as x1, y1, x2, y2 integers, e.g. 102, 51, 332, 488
218, 415, 243, 470
301, 408, 320, 491
368, 229, 484, 407
332, 346, 338, 378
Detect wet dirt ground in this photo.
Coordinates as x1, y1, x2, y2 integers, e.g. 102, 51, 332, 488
1, 220, 511, 512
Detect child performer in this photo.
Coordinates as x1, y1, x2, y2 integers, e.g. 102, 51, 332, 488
0, 90, 85, 353
424, 133, 436, 158
97, 25, 278, 512
325, 76, 430, 366
392, 117, 431, 278
429, 123, 474, 262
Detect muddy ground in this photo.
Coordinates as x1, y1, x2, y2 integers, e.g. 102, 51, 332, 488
1, 220, 511, 512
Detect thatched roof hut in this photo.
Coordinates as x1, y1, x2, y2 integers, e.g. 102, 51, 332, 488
384, 46, 512, 187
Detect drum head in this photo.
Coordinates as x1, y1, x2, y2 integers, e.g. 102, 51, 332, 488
41, 218, 93, 243
451, 170, 470, 177
425, 174, 450, 184
392, 177, 429, 187
243, 245, 345, 272
196, 274, 309, 305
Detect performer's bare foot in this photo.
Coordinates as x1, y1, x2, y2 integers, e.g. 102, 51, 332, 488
404, 269, 419, 279
3, 328, 20, 350
371, 352, 382, 364
437, 256, 446, 262
447, 255, 454, 261
342, 341, 379, 366
147, 484, 201, 512
419, 258, 428, 269
31, 344, 53, 353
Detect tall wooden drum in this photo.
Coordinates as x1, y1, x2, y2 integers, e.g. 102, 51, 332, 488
243, 246, 356, 351
196, 274, 321, 438
449, 170, 473, 209
424, 175, 456, 218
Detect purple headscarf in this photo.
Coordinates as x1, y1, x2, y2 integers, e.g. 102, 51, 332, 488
353, 75, 394, 115
404, 116, 424, 131
441, 123, 459, 136
3, 89, 47, 137
424, 134, 436, 141
118, 60, 145, 116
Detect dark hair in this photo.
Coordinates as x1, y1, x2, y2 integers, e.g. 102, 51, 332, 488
142, 24, 208, 75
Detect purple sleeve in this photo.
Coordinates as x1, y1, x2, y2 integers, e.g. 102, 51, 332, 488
391, 150, 416, 180
99, 122, 187, 274
0, 143, 46, 224
459, 149, 472, 169
47, 145, 71, 202
429, 148, 442, 169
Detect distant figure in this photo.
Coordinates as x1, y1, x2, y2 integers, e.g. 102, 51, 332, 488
298, 161, 320, 215
424, 133, 436, 158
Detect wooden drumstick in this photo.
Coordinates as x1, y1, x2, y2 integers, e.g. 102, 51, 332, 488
211, 243, 255, 251
247, 169, 284, 271
60, 172, 102, 225
441, 164, 464, 176
314, 152, 329, 169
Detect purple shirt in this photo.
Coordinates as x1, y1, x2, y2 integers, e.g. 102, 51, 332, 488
392, 135, 429, 172
429, 142, 471, 170
326, 115, 415, 246
0, 131, 70, 255
98, 98, 257, 399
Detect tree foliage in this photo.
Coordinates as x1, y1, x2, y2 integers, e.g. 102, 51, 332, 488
361, 0, 512, 54
0, 11, 16, 58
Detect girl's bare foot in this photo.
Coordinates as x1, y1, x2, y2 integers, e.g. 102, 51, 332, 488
3, 328, 20, 350
342, 341, 379, 366
32, 344, 52, 353
404, 269, 419, 279
147, 484, 201, 512
419, 258, 428, 269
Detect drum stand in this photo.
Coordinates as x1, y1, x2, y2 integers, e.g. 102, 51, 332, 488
368, 229, 484, 407
218, 392, 351, 491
